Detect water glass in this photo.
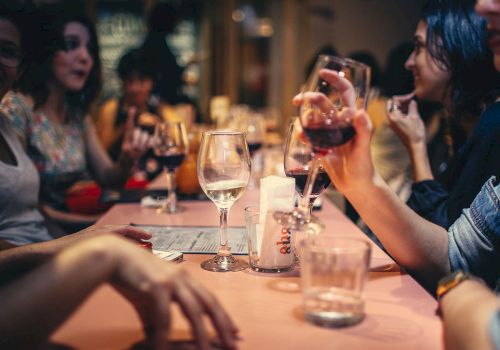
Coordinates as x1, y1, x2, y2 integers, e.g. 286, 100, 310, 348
246, 211, 296, 273
299, 236, 371, 327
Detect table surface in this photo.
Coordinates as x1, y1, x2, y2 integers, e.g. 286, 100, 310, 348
51, 190, 442, 350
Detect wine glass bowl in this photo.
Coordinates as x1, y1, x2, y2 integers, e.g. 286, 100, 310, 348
197, 131, 251, 272
152, 121, 189, 213
300, 55, 371, 154
284, 118, 331, 214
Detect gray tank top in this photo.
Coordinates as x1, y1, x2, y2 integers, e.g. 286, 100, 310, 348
0, 115, 52, 245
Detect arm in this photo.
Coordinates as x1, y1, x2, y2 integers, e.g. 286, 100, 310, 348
440, 279, 500, 350
322, 111, 450, 289
0, 235, 238, 350
0, 225, 151, 286
85, 111, 149, 189
387, 94, 433, 182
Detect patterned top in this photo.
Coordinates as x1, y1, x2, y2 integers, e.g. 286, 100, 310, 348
0, 91, 89, 210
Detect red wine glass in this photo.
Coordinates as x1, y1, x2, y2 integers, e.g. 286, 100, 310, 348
152, 121, 189, 213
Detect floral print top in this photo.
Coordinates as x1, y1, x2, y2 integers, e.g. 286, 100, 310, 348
0, 91, 89, 209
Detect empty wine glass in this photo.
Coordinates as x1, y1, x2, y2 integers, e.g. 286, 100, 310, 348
284, 118, 331, 218
152, 121, 189, 213
197, 131, 251, 272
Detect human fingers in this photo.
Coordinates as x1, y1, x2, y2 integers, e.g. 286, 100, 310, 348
318, 69, 356, 108
125, 107, 138, 135
351, 110, 373, 149
184, 278, 239, 349
150, 287, 173, 350
109, 225, 152, 240
172, 276, 211, 350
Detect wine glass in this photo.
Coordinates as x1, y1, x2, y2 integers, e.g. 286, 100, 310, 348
284, 118, 331, 218
298, 55, 370, 205
299, 55, 371, 152
152, 121, 189, 213
197, 131, 251, 272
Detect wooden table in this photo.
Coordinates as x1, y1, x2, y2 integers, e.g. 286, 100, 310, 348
51, 191, 442, 349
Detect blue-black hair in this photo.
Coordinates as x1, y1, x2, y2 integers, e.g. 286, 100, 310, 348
422, 0, 500, 122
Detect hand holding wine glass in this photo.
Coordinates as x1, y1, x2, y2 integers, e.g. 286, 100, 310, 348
293, 55, 370, 154
152, 121, 189, 213
197, 131, 251, 272
292, 55, 370, 207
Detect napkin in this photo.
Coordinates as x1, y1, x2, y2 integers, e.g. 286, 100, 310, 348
257, 176, 296, 268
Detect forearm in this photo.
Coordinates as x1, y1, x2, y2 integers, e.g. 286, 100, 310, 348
441, 280, 500, 350
42, 205, 101, 226
343, 174, 449, 287
408, 142, 434, 182
0, 237, 117, 348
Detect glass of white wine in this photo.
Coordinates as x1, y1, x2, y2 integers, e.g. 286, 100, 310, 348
197, 131, 251, 272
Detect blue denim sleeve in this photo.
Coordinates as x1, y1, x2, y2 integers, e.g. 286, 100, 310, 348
448, 177, 500, 289
490, 308, 500, 350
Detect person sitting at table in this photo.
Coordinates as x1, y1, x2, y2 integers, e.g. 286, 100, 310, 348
294, 0, 499, 292
0, 233, 239, 350
0, 6, 150, 234
386, 0, 500, 228
0, 10, 238, 349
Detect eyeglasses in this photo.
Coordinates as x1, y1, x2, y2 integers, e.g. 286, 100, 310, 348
0, 45, 24, 68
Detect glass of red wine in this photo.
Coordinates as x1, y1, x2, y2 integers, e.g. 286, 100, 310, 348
297, 55, 370, 207
284, 118, 331, 218
152, 121, 189, 213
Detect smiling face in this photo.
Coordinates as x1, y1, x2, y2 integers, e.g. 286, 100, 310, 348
476, 0, 500, 71
50, 21, 93, 93
0, 18, 21, 99
404, 20, 452, 103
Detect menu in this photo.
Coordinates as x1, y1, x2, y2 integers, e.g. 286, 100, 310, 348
134, 224, 248, 255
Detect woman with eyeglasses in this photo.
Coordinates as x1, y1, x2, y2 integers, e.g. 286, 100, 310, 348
0, 7, 149, 235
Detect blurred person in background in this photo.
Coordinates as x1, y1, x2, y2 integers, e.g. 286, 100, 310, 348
0, 7, 239, 349
0, 7, 149, 233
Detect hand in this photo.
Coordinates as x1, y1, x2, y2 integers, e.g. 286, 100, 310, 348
293, 69, 357, 111
386, 93, 426, 150
121, 107, 151, 162
321, 109, 376, 193
105, 236, 239, 350
55, 225, 152, 251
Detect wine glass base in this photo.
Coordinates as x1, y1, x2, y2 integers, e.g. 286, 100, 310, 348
201, 254, 248, 272
155, 205, 186, 214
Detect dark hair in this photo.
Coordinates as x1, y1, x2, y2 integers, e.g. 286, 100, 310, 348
421, 0, 500, 122
147, 3, 179, 33
347, 51, 382, 87
0, 3, 30, 59
117, 48, 154, 81
17, 7, 102, 114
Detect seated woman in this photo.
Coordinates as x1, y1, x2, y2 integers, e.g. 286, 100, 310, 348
386, 0, 500, 228
293, 0, 499, 292
0, 9, 149, 233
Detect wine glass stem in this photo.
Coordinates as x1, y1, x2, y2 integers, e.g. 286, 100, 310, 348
166, 169, 177, 212
218, 208, 230, 256
299, 158, 320, 220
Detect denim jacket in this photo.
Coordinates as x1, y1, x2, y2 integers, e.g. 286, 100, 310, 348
448, 176, 500, 290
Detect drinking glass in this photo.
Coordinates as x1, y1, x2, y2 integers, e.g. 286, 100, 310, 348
284, 118, 331, 218
300, 235, 371, 327
152, 121, 189, 213
298, 55, 370, 206
197, 131, 251, 272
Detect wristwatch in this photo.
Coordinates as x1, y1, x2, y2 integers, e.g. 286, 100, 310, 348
436, 270, 476, 300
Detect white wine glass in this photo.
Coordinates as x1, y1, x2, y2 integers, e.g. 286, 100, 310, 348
197, 131, 251, 272
152, 121, 189, 213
